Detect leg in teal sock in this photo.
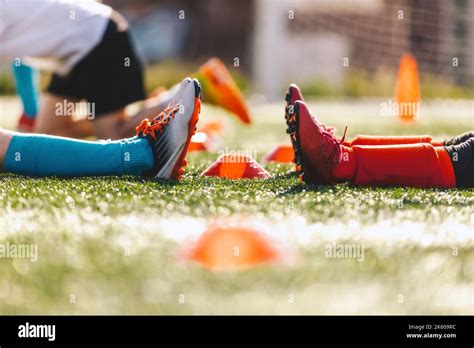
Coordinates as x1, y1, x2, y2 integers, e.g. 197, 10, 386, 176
12, 63, 40, 118
3, 133, 153, 177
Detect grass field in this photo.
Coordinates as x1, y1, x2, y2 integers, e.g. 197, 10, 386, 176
0, 97, 473, 314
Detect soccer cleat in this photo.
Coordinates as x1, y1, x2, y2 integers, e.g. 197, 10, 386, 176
135, 78, 201, 180
146, 83, 181, 108
292, 101, 347, 184
284, 84, 341, 182
17, 112, 36, 132
284, 84, 305, 179
196, 57, 251, 124
285, 83, 304, 108
285, 83, 337, 136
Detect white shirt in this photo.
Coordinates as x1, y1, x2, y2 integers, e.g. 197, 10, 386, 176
0, 0, 112, 75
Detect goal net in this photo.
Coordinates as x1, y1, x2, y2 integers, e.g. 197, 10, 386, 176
252, 0, 474, 98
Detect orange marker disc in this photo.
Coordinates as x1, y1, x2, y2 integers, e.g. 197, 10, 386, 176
186, 225, 279, 271
202, 154, 271, 179
263, 144, 294, 163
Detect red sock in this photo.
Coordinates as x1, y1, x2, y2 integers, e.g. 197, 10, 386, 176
350, 144, 455, 188
435, 147, 456, 188
331, 146, 357, 182
348, 135, 433, 146
345, 134, 445, 147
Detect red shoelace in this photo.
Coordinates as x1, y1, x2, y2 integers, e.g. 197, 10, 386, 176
135, 103, 181, 140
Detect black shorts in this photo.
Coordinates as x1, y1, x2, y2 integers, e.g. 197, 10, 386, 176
47, 18, 146, 118
445, 136, 474, 188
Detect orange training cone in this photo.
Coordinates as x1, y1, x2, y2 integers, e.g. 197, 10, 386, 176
394, 54, 421, 122
185, 224, 279, 271
188, 132, 213, 152
199, 120, 225, 135
201, 154, 271, 179
188, 121, 225, 152
195, 57, 252, 124
263, 144, 294, 163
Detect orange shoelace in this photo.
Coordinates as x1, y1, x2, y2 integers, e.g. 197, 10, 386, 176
135, 103, 181, 140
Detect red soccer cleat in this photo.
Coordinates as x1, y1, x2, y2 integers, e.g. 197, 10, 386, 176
290, 101, 347, 184
284, 84, 305, 180
284, 84, 342, 183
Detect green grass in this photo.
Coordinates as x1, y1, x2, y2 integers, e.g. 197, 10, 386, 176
0, 99, 473, 314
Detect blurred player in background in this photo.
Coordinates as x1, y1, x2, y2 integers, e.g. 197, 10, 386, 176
1, 0, 249, 140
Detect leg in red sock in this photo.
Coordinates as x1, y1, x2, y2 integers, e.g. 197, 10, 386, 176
292, 101, 456, 188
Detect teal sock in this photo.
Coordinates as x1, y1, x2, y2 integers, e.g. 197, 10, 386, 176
3, 134, 153, 177
12, 63, 39, 117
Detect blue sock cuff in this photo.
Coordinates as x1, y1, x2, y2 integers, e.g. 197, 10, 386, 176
120, 137, 154, 176
3, 135, 26, 173
12, 63, 39, 117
